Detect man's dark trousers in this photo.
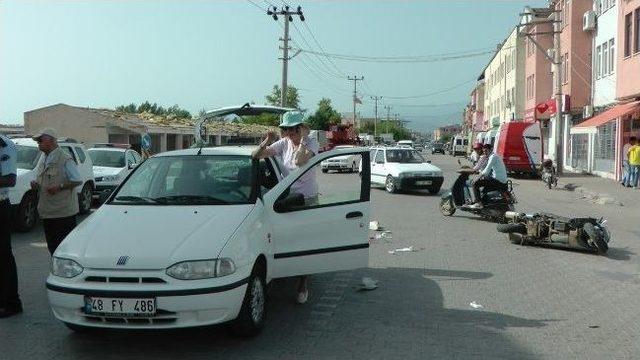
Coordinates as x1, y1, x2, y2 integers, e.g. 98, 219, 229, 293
0, 199, 21, 310
42, 216, 77, 255
473, 177, 507, 203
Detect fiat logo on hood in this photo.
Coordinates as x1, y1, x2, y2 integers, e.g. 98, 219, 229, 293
116, 256, 130, 266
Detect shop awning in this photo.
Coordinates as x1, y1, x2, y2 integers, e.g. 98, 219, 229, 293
574, 101, 640, 128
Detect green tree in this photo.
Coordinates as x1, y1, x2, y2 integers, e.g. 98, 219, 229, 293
265, 85, 300, 109
306, 98, 341, 130
360, 120, 411, 141
116, 101, 191, 118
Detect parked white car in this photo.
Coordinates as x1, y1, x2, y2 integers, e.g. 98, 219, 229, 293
87, 145, 142, 201
46, 146, 371, 336
321, 145, 360, 173
9, 138, 95, 231
365, 147, 444, 194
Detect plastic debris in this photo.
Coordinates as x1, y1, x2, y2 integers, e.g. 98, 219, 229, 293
388, 246, 414, 254
356, 277, 379, 291
374, 231, 393, 240
469, 301, 484, 309
369, 221, 380, 231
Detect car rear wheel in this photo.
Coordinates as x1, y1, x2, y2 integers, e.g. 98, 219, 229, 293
230, 262, 266, 337
14, 192, 37, 232
385, 175, 397, 193
321, 169, 328, 173
78, 183, 92, 214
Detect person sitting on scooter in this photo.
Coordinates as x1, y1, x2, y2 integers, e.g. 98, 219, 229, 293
468, 143, 508, 209
472, 143, 488, 171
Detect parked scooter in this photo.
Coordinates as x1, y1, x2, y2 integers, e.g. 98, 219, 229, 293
440, 165, 517, 222
540, 159, 558, 189
497, 212, 610, 254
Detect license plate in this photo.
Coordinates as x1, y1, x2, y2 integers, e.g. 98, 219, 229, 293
85, 297, 156, 316
415, 180, 432, 185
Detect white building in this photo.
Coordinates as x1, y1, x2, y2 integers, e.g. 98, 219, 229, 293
483, 28, 526, 130
592, 0, 618, 108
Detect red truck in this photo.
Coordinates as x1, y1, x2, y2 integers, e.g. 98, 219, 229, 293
494, 121, 543, 176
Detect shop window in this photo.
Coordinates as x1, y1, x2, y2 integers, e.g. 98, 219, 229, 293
594, 122, 617, 173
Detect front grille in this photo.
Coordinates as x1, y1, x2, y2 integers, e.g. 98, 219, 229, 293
85, 276, 166, 284
81, 309, 177, 325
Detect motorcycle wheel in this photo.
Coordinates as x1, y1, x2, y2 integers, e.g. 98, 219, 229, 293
440, 197, 455, 216
507, 233, 525, 244
583, 223, 608, 255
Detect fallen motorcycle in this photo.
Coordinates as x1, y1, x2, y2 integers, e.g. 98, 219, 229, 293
497, 211, 611, 254
440, 168, 516, 222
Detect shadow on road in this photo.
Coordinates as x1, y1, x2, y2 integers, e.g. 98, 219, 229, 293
35, 268, 550, 359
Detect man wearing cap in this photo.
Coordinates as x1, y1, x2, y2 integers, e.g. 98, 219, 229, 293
30, 128, 83, 255
252, 111, 318, 304
0, 133, 22, 318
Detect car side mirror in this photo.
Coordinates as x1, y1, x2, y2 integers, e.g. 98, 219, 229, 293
427, 160, 432, 164
98, 189, 113, 204
274, 192, 305, 213
128, 163, 137, 170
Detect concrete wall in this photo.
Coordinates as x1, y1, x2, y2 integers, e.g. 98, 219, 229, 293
617, 0, 640, 100
24, 104, 109, 144
593, 0, 618, 107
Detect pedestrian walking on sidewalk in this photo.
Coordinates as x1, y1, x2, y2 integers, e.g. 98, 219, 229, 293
622, 137, 635, 187
30, 128, 83, 255
628, 138, 640, 189
252, 111, 318, 304
0, 134, 22, 318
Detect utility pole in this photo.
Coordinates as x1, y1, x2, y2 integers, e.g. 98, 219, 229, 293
552, 7, 563, 174
384, 105, 392, 134
370, 96, 382, 137
267, 6, 304, 107
348, 75, 364, 127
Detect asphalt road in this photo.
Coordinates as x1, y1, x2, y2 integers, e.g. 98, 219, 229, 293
3, 154, 639, 359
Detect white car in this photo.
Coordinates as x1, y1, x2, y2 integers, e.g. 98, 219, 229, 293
9, 138, 95, 231
321, 145, 360, 173
46, 146, 371, 336
87, 146, 142, 201
366, 147, 444, 194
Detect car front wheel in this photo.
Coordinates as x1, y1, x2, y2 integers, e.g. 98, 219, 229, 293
385, 175, 397, 193
78, 183, 92, 214
14, 192, 37, 232
230, 262, 266, 337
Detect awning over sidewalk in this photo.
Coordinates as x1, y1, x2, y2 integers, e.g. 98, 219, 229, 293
574, 101, 640, 128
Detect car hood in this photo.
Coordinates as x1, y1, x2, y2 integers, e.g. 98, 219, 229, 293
55, 204, 255, 269
93, 166, 123, 177
388, 163, 442, 174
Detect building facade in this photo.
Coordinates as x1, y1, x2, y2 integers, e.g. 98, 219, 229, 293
484, 28, 526, 129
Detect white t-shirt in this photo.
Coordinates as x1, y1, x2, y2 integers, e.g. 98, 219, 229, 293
268, 136, 319, 198
623, 143, 631, 161
480, 153, 508, 183
0, 135, 17, 199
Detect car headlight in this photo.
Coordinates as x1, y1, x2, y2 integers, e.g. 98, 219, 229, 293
51, 257, 84, 278
166, 258, 236, 280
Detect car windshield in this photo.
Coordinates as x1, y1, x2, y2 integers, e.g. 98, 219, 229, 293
111, 155, 254, 205
385, 149, 425, 164
16, 145, 41, 170
89, 150, 125, 168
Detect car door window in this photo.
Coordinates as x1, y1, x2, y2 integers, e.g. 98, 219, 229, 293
375, 150, 385, 164
278, 152, 367, 211
259, 158, 279, 194
126, 151, 136, 166
62, 146, 78, 164
75, 147, 87, 163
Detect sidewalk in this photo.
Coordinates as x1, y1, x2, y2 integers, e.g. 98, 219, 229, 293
555, 172, 640, 206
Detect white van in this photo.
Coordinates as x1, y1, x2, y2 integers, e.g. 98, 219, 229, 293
10, 138, 95, 231
397, 140, 414, 149
450, 135, 468, 156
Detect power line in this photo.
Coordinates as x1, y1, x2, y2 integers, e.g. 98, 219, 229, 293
380, 79, 476, 100
301, 21, 346, 77
246, 0, 267, 12
294, 48, 495, 63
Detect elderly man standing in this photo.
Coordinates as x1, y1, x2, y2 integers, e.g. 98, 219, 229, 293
0, 134, 22, 318
30, 128, 83, 255
252, 111, 318, 304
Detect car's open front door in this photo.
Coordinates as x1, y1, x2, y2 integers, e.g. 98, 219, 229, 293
264, 148, 371, 278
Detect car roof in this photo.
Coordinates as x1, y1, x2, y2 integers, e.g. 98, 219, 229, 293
11, 137, 85, 148
371, 146, 418, 150
155, 145, 258, 157
88, 147, 127, 153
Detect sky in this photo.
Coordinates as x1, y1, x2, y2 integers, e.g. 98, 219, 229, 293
0, 0, 547, 132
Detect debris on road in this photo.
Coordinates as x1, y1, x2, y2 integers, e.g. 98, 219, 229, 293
369, 221, 380, 231
388, 246, 415, 254
469, 301, 484, 309
356, 277, 379, 291
374, 231, 393, 240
